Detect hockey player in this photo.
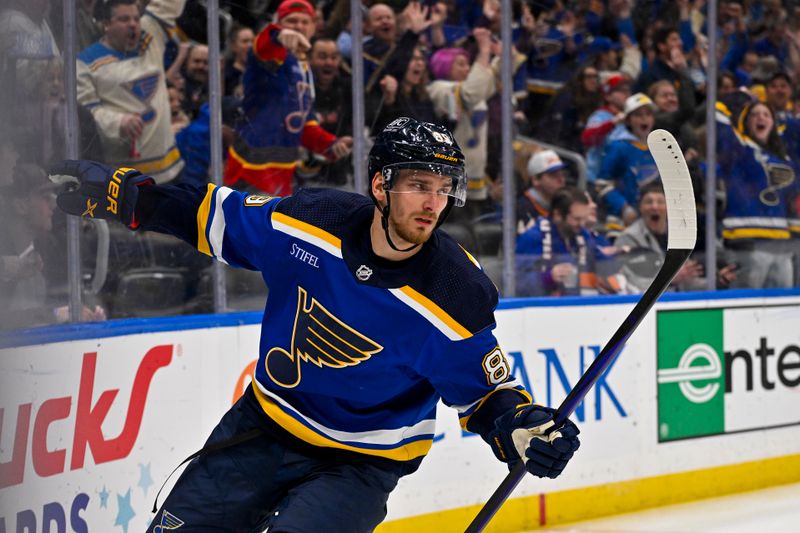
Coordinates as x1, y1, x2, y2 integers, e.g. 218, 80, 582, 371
49, 117, 580, 532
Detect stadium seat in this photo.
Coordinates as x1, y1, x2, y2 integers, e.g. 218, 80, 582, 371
112, 267, 188, 317
440, 222, 478, 254
477, 255, 505, 291
473, 221, 503, 257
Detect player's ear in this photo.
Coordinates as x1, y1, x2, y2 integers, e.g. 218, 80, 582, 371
371, 172, 386, 202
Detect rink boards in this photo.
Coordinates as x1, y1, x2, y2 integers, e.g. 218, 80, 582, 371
1, 290, 799, 532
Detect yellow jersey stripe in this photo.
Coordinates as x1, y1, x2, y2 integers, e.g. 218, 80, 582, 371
251, 383, 433, 461
458, 386, 533, 430
88, 56, 118, 71
196, 184, 216, 256
722, 228, 791, 240
460, 245, 480, 268
391, 286, 472, 340
271, 212, 342, 258
133, 146, 181, 174
229, 146, 296, 170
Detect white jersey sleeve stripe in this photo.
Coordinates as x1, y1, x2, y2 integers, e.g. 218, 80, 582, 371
271, 212, 343, 258
252, 381, 435, 461
208, 186, 233, 265
389, 286, 473, 341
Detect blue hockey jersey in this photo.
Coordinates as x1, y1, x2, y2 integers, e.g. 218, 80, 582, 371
716, 102, 793, 242
139, 185, 530, 463
596, 131, 660, 217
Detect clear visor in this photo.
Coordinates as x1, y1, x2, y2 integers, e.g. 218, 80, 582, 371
382, 162, 467, 207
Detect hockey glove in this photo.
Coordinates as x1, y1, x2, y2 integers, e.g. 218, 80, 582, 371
488, 404, 580, 479
48, 160, 154, 228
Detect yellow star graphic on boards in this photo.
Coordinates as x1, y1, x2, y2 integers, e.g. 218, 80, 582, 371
82, 199, 97, 218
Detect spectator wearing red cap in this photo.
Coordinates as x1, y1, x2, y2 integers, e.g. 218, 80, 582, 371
581, 73, 632, 182
363, 2, 444, 95
223, 0, 352, 194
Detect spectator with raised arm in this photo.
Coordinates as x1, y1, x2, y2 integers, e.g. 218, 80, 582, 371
76, 0, 186, 183
223, 0, 352, 195
224, 23, 255, 97
363, 2, 442, 95
716, 96, 796, 288
297, 36, 353, 188
634, 26, 697, 117
367, 44, 439, 134
427, 27, 498, 204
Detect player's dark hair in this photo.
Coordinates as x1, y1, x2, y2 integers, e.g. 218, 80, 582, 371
551, 186, 589, 219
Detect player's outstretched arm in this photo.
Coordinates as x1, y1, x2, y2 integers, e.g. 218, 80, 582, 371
485, 404, 580, 479
49, 160, 155, 229
48, 159, 207, 246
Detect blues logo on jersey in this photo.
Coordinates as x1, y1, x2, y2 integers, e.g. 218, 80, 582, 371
265, 286, 384, 387
154, 509, 184, 532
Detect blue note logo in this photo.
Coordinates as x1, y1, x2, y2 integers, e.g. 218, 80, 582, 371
265, 287, 383, 387
154, 509, 184, 531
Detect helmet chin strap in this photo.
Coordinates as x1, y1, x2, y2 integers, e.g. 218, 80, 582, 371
381, 193, 420, 253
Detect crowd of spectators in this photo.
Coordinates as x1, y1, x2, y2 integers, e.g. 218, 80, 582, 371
3, 0, 800, 328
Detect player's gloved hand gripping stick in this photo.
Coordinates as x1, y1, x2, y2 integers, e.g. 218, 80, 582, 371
48, 160, 154, 229
466, 129, 697, 532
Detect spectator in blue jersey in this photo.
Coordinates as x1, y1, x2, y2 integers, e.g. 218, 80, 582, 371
596, 92, 660, 227
517, 149, 566, 235
516, 0, 580, 124
223, 0, 352, 195
516, 186, 620, 297
76, 0, 186, 183
752, 13, 791, 66
50, 117, 580, 532
716, 97, 796, 288
582, 73, 632, 183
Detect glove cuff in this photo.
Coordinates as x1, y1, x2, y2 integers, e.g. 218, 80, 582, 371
114, 168, 154, 228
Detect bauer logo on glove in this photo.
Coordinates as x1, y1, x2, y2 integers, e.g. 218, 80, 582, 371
49, 160, 154, 228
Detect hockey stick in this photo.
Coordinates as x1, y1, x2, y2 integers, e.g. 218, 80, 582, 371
464, 129, 697, 533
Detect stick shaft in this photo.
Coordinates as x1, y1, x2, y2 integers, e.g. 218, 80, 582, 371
465, 249, 691, 533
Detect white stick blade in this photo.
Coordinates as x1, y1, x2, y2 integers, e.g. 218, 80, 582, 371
647, 129, 697, 251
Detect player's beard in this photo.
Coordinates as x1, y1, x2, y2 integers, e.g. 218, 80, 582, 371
390, 211, 437, 245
